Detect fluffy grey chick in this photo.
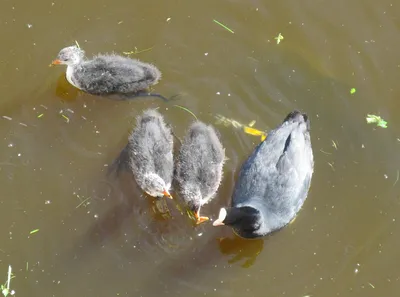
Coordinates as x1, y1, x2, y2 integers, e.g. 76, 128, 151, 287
175, 121, 225, 224
128, 109, 174, 199
51, 45, 172, 102
213, 110, 314, 239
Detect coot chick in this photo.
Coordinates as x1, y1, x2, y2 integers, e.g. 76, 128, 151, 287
213, 110, 314, 238
128, 109, 174, 199
51, 45, 172, 102
175, 122, 225, 224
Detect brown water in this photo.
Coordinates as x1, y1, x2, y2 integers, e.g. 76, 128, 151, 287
0, 0, 400, 296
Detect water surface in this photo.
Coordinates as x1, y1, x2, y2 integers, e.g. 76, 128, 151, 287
0, 0, 400, 296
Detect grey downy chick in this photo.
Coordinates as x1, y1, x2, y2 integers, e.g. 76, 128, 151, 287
175, 121, 225, 224
128, 109, 174, 199
51, 45, 173, 102
213, 110, 314, 239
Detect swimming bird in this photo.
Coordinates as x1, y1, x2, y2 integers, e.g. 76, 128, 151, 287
213, 110, 314, 238
127, 109, 174, 199
51, 45, 173, 102
175, 121, 225, 224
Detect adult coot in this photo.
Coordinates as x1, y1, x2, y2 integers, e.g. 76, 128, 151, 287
175, 121, 225, 224
128, 109, 174, 199
51, 45, 172, 101
213, 110, 314, 238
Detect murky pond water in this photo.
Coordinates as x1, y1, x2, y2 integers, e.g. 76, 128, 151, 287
1, 0, 400, 296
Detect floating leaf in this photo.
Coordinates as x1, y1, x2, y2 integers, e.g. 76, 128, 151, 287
29, 229, 39, 234
366, 114, 387, 128
243, 126, 265, 137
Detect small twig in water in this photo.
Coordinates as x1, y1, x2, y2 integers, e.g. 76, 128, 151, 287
76, 196, 91, 208
320, 149, 332, 155
213, 19, 234, 33
123, 46, 154, 55
61, 114, 70, 123
173, 105, 198, 120
393, 170, 399, 187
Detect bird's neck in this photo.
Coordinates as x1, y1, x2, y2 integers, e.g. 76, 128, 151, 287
65, 65, 80, 90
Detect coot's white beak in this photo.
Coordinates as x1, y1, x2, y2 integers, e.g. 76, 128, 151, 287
212, 208, 227, 226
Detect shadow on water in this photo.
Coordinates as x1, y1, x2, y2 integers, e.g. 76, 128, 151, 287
54, 73, 80, 102
217, 235, 264, 268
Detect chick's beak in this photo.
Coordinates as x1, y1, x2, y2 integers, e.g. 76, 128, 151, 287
51, 59, 62, 65
194, 210, 209, 224
163, 189, 173, 199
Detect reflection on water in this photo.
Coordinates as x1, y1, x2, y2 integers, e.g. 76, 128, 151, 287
218, 235, 264, 268
54, 74, 80, 102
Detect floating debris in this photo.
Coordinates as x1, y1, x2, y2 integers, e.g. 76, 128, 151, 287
394, 170, 399, 187
274, 33, 284, 44
366, 114, 387, 128
350, 88, 356, 94
173, 105, 198, 120
215, 114, 267, 141
368, 282, 375, 289
123, 46, 154, 55
327, 162, 335, 171
29, 229, 39, 235
37, 114, 44, 118
331, 140, 338, 150
1, 265, 15, 297
76, 196, 91, 208
213, 19, 234, 34
248, 120, 256, 127
61, 114, 70, 123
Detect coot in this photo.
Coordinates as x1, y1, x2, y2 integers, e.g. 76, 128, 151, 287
213, 110, 314, 238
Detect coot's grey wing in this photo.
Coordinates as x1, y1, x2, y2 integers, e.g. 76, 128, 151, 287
232, 142, 272, 206
232, 121, 295, 207
273, 122, 314, 213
